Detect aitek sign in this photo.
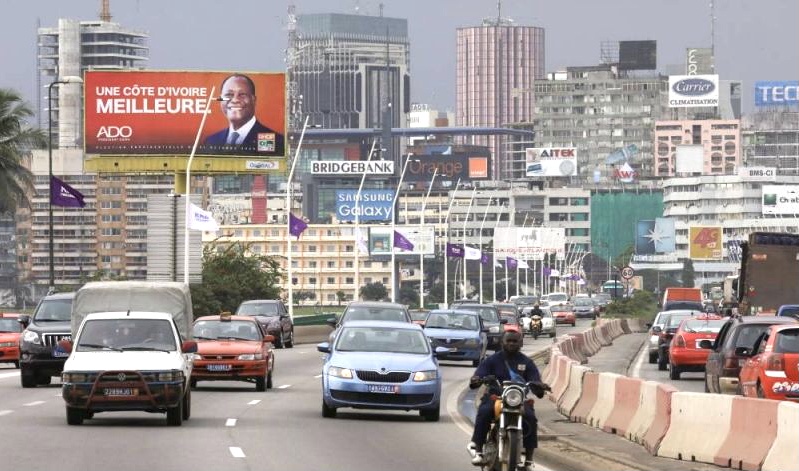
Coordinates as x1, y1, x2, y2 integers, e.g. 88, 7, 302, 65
335, 189, 394, 222
312, 160, 395, 175
525, 148, 578, 177
668, 74, 719, 108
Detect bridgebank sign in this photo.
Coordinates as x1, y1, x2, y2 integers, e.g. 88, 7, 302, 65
312, 160, 395, 175
668, 74, 719, 108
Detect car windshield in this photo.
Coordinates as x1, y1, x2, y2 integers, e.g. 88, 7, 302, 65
574, 299, 593, 306
548, 294, 568, 303
336, 327, 429, 354
193, 320, 261, 341
779, 307, 799, 320
409, 311, 428, 322
774, 329, 799, 353
77, 319, 176, 351
0, 318, 21, 332
343, 307, 407, 322
510, 296, 537, 305
665, 314, 695, 328
457, 306, 499, 323
34, 299, 72, 321
237, 303, 280, 317
682, 319, 725, 334
425, 312, 479, 331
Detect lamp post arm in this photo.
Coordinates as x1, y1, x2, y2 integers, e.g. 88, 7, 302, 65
442, 180, 461, 307
478, 197, 492, 303
286, 115, 310, 320
419, 168, 438, 310
390, 156, 414, 303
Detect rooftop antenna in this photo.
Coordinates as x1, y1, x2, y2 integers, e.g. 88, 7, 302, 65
710, 0, 716, 73
100, 0, 112, 22
497, 0, 501, 24
379, 2, 384, 17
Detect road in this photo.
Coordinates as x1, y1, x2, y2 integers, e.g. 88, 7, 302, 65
628, 333, 706, 393
0, 320, 590, 471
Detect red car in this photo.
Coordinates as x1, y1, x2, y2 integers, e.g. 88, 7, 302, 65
0, 313, 22, 368
739, 324, 799, 400
668, 315, 724, 380
550, 305, 576, 327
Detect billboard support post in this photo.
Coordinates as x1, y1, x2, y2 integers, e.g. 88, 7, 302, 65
478, 197, 493, 303
419, 169, 438, 309
354, 139, 378, 301
390, 157, 416, 303
443, 180, 462, 307
286, 115, 310, 320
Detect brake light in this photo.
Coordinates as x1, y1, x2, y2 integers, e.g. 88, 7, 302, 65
765, 353, 785, 372
673, 335, 686, 348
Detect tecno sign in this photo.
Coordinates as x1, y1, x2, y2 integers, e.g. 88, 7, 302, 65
311, 160, 395, 175
668, 74, 719, 108
755, 81, 799, 107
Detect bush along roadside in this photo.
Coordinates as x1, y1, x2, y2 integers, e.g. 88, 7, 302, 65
601, 290, 658, 319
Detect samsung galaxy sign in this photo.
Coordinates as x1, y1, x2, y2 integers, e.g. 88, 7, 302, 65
668, 74, 719, 108
311, 160, 395, 175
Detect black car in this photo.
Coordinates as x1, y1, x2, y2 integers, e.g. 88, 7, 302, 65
235, 299, 294, 348
450, 302, 503, 350
18, 292, 75, 388
654, 310, 701, 371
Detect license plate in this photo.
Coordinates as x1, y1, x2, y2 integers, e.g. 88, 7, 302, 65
103, 388, 137, 397
53, 349, 69, 358
207, 364, 232, 372
447, 347, 458, 352
367, 384, 399, 394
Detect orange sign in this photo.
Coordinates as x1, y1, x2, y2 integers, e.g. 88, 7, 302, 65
689, 226, 723, 260
468, 157, 489, 178
84, 71, 286, 157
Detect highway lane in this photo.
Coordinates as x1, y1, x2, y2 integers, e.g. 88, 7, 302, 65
0, 320, 590, 471
628, 334, 707, 393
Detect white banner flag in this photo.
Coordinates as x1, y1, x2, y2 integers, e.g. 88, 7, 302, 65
356, 228, 369, 254
464, 245, 482, 260
188, 203, 219, 232
517, 260, 529, 269
548, 268, 561, 277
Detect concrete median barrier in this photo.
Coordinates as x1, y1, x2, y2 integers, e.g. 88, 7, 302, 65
550, 355, 575, 402
542, 347, 561, 386
602, 375, 643, 437
657, 392, 733, 463
570, 371, 599, 424
586, 372, 622, 429
295, 325, 332, 345
762, 401, 799, 471
626, 380, 660, 446
557, 364, 591, 417
642, 383, 679, 455
714, 396, 779, 471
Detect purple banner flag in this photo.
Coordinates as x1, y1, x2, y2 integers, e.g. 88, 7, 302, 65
289, 213, 308, 239
506, 257, 518, 270
50, 176, 85, 208
446, 243, 464, 258
543, 266, 552, 277
480, 253, 490, 265
393, 230, 415, 251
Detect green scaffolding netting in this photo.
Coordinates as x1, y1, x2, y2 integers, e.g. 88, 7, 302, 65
590, 191, 664, 262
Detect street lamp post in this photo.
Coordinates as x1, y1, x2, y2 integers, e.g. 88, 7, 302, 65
286, 116, 312, 321
47, 76, 83, 292
354, 140, 378, 301
492, 204, 506, 303
443, 180, 461, 307
462, 187, 477, 299
478, 197, 492, 303
389, 157, 416, 303
419, 168, 438, 310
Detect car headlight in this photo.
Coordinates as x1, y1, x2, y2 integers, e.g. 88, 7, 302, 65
22, 330, 40, 345
504, 388, 524, 407
327, 366, 353, 379
191, 353, 203, 360
489, 326, 500, 334
237, 353, 264, 361
413, 370, 438, 382
62, 372, 88, 383
0, 341, 17, 348
156, 371, 184, 382
463, 338, 478, 346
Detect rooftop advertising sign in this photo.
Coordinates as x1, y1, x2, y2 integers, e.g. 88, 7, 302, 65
762, 185, 799, 215
525, 148, 578, 177
689, 226, 722, 260
739, 166, 777, 182
668, 74, 719, 108
84, 71, 286, 157
335, 189, 394, 222
493, 227, 566, 260
368, 226, 435, 256
311, 160, 395, 175
402, 154, 491, 182
754, 81, 799, 107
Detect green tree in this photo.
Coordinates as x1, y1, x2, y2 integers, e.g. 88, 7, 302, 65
335, 290, 347, 306
295, 290, 315, 304
426, 281, 444, 304
682, 258, 696, 288
190, 241, 283, 317
0, 89, 46, 213
360, 282, 388, 301
399, 284, 420, 308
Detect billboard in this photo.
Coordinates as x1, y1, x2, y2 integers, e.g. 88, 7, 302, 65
493, 227, 566, 260
335, 190, 394, 222
668, 75, 719, 108
762, 185, 799, 215
635, 218, 675, 255
402, 154, 491, 182
311, 160, 395, 175
738, 166, 776, 182
525, 148, 578, 177
689, 226, 723, 260
754, 81, 799, 107
84, 71, 286, 157
368, 226, 435, 256
618, 40, 657, 70
686, 48, 713, 75
675, 144, 704, 173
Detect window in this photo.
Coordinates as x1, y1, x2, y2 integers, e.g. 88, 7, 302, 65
327, 245, 336, 252
308, 245, 317, 252
345, 261, 353, 268
327, 261, 336, 268
309, 261, 317, 268
309, 277, 317, 284
326, 277, 335, 284
345, 277, 354, 284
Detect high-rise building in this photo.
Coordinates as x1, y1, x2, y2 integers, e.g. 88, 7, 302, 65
653, 119, 741, 176
37, 17, 149, 147
456, 19, 545, 180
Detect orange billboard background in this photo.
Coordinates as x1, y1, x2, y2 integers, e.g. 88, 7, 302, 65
689, 226, 723, 260
84, 71, 286, 157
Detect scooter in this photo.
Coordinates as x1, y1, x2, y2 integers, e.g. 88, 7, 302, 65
528, 315, 542, 340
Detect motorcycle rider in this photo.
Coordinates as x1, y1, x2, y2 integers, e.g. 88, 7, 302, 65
528, 303, 543, 335
467, 330, 542, 471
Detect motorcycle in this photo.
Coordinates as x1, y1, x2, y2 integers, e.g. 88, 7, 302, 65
528, 315, 542, 339
471, 376, 551, 471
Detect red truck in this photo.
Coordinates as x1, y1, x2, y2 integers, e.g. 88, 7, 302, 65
661, 287, 703, 311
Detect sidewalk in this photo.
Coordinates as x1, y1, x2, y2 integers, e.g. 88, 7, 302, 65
460, 333, 725, 471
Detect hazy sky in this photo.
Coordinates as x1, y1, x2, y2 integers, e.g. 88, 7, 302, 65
2, 0, 798, 120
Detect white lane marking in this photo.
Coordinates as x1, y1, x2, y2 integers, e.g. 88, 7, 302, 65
0, 371, 20, 379
631, 339, 646, 379
24, 401, 45, 407
446, 385, 473, 436
229, 447, 246, 458
225, 418, 237, 427
299, 351, 307, 354
55, 394, 62, 397
0, 410, 12, 416
278, 384, 291, 389
247, 400, 261, 405
314, 374, 323, 379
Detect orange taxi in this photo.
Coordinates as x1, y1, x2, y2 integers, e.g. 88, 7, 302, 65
550, 304, 576, 327
667, 315, 724, 380
191, 313, 275, 391
739, 324, 799, 401
0, 313, 22, 368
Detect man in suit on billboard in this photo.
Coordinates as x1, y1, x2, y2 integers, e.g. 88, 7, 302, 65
203, 73, 284, 156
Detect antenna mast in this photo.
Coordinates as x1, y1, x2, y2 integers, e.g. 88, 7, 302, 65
100, 0, 112, 22
710, 0, 716, 73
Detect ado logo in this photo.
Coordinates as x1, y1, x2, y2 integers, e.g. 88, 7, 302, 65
97, 126, 133, 138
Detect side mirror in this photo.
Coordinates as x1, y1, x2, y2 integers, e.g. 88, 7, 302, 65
645, 322, 652, 328
651, 326, 662, 334
734, 346, 751, 357
434, 346, 450, 359
499, 318, 508, 325
182, 340, 198, 354
18, 315, 30, 328
317, 342, 330, 354
56, 339, 73, 354
698, 339, 713, 349
325, 318, 337, 328
263, 334, 275, 343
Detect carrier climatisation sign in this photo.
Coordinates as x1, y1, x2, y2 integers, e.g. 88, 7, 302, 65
335, 189, 394, 222
668, 75, 719, 108
311, 160, 395, 175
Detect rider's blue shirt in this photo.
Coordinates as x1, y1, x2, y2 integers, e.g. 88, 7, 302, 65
473, 350, 541, 397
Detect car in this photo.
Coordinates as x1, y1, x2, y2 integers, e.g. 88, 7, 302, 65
520, 306, 557, 338
702, 315, 798, 394
423, 309, 487, 366
0, 313, 22, 368
18, 292, 75, 387
593, 293, 612, 311
508, 295, 538, 308
328, 301, 412, 343
317, 321, 444, 421
776, 304, 799, 321
450, 302, 503, 350
549, 304, 576, 327
547, 292, 570, 306
646, 311, 672, 363
191, 313, 276, 391
235, 299, 294, 349
739, 324, 799, 400
667, 315, 725, 380
409, 309, 429, 326
572, 297, 598, 319
654, 310, 703, 371
494, 303, 523, 334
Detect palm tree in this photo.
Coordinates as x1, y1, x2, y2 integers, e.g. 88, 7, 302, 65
0, 89, 46, 213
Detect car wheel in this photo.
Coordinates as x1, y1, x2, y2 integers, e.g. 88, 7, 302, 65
12, 361, 19, 369
756, 382, 766, 398
285, 329, 294, 348
274, 332, 284, 349
190, 378, 197, 389
657, 353, 667, 371
420, 405, 440, 422
166, 398, 183, 426
37, 374, 51, 386
66, 407, 84, 426
648, 352, 657, 364
20, 367, 36, 388
322, 399, 337, 418
266, 370, 273, 389
669, 363, 681, 380
182, 388, 191, 420
256, 375, 266, 392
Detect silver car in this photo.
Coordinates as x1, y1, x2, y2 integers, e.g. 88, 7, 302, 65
647, 311, 669, 363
